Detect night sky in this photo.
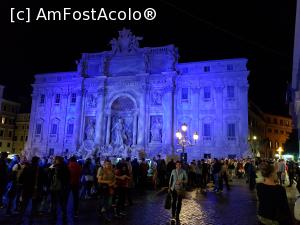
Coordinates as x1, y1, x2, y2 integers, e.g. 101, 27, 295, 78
1, 0, 297, 115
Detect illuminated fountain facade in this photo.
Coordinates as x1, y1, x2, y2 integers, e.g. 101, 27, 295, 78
25, 29, 249, 160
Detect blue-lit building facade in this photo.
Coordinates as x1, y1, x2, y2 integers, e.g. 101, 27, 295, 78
24, 29, 249, 160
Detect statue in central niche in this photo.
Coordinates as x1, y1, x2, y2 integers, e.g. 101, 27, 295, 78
111, 118, 127, 146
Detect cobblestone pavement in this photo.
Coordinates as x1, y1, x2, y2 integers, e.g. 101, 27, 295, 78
0, 179, 299, 225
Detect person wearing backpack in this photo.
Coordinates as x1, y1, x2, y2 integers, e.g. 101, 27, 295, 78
6, 155, 23, 215
16, 156, 44, 224
49, 156, 70, 224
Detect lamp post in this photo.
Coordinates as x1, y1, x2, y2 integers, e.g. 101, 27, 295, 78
248, 135, 259, 157
175, 123, 198, 163
277, 146, 283, 159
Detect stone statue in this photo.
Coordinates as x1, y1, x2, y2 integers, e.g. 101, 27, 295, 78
110, 38, 120, 55
111, 118, 126, 146
130, 35, 143, 53
144, 52, 151, 73
87, 94, 97, 108
167, 47, 179, 71
151, 91, 162, 105
109, 28, 143, 55
85, 120, 95, 140
150, 117, 162, 142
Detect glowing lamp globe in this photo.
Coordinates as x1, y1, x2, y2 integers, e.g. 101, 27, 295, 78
181, 123, 188, 132
193, 132, 199, 141
176, 130, 182, 139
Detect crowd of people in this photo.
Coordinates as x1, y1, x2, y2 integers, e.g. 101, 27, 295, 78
0, 150, 299, 224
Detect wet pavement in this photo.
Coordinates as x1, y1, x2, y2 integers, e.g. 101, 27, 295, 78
0, 179, 299, 225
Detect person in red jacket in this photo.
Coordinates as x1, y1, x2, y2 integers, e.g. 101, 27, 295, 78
68, 156, 82, 218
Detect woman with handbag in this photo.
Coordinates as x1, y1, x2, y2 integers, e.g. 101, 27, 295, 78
97, 160, 116, 222
168, 161, 188, 222
256, 161, 293, 225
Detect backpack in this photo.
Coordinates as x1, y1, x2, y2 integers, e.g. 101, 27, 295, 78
50, 169, 62, 191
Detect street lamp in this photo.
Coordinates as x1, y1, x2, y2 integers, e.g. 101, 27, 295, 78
176, 123, 198, 163
277, 146, 283, 159
248, 135, 259, 157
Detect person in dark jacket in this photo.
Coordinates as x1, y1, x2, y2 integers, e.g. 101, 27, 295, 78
256, 161, 293, 225
49, 156, 70, 223
68, 156, 82, 217
212, 158, 222, 193
287, 160, 296, 187
0, 152, 8, 208
248, 159, 256, 190
17, 156, 44, 224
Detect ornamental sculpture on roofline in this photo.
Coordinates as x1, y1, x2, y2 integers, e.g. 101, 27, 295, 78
109, 28, 143, 55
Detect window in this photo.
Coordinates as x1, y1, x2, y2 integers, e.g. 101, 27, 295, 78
268, 128, 272, 133
25, 136, 28, 141
203, 123, 211, 140
0, 142, 2, 147
203, 87, 211, 100
286, 121, 290, 126
67, 123, 74, 135
20, 136, 24, 141
275, 141, 279, 148
204, 66, 210, 72
15, 126, 18, 130
40, 94, 45, 104
71, 93, 76, 104
227, 123, 236, 140
1, 117, 5, 124
7, 143, 10, 147
8, 131, 12, 138
273, 118, 277, 124
35, 124, 42, 135
13, 136, 17, 141
181, 88, 188, 102
55, 94, 60, 104
274, 129, 278, 134
227, 64, 233, 71
280, 120, 283, 125
0, 130, 3, 137
227, 86, 235, 98
50, 124, 58, 135
267, 117, 271, 123
280, 130, 284, 134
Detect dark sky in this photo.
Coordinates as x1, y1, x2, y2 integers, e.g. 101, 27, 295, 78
0, 0, 297, 114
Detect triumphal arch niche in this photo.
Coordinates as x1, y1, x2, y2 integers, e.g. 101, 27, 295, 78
25, 28, 249, 160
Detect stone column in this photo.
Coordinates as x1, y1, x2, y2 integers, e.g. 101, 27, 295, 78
132, 112, 138, 145
137, 101, 145, 147
105, 114, 111, 145
239, 84, 249, 156
214, 85, 224, 148
136, 75, 149, 148
162, 85, 174, 152
95, 87, 105, 145
78, 89, 87, 144
73, 90, 82, 149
